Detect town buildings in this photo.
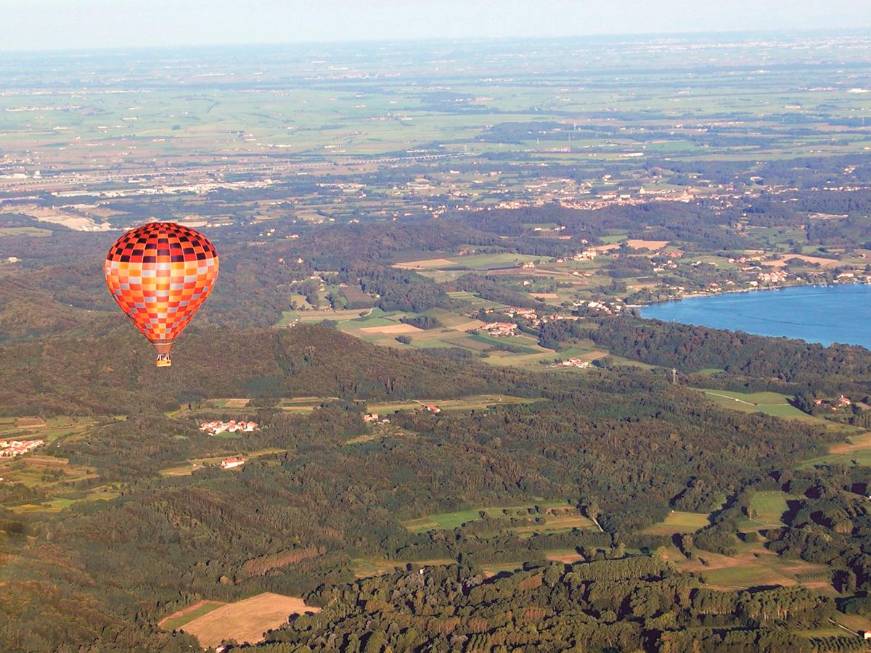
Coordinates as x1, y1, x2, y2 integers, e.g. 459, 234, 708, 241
0, 439, 44, 458
199, 420, 259, 435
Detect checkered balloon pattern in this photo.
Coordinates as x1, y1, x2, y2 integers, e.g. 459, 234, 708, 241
104, 222, 219, 345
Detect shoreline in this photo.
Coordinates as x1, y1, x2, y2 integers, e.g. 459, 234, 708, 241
636, 282, 871, 350
635, 279, 871, 309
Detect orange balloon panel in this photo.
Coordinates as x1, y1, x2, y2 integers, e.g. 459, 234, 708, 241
104, 222, 219, 345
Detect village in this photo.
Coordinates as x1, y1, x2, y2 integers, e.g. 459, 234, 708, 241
0, 438, 44, 458
199, 420, 259, 436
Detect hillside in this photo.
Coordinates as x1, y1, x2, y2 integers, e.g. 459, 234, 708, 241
0, 324, 528, 416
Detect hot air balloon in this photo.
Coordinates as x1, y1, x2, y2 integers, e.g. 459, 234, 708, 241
104, 222, 219, 367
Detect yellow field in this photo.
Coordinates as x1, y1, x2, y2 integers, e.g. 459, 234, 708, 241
762, 254, 840, 269
181, 592, 320, 648
545, 549, 585, 564
358, 323, 423, 335
530, 292, 561, 300
626, 239, 669, 250
15, 417, 47, 429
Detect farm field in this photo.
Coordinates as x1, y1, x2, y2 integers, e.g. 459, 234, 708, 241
0, 416, 98, 442
695, 388, 817, 420
158, 448, 286, 477
351, 557, 455, 579
737, 490, 797, 532
800, 430, 871, 468
642, 510, 710, 536
280, 396, 339, 413
367, 394, 539, 414
8, 484, 119, 514
662, 543, 831, 592
509, 511, 598, 538
402, 500, 589, 534
159, 600, 225, 631
178, 592, 320, 649
277, 302, 599, 371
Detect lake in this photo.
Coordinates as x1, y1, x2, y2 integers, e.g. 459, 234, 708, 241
640, 284, 871, 349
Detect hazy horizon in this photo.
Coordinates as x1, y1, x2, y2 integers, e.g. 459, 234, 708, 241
3, 0, 871, 52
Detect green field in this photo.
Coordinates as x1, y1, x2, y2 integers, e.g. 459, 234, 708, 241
367, 394, 539, 414
696, 388, 814, 420
643, 511, 710, 536
402, 500, 582, 533
664, 540, 832, 592
351, 557, 455, 579
9, 485, 119, 514
160, 601, 225, 631
737, 490, 797, 532
799, 431, 871, 469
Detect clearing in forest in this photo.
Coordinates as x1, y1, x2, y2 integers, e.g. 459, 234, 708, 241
662, 543, 831, 592
403, 500, 594, 534
159, 600, 225, 631
366, 394, 538, 415
642, 510, 710, 536
695, 388, 814, 420
737, 490, 797, 532
801, 431, 871, 468
180, 592, 320, 649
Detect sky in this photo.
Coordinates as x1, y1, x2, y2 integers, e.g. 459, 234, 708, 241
3, 0, 871, 51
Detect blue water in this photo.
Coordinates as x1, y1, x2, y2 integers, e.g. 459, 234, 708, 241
640, 284, 871, 349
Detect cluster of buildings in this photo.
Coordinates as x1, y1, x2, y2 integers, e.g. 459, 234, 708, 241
756, 270, 788, 285
199, 420, 259, 436
220, 456, 246, 470
0, 438, 44, 458
476, 322, 518, 337
362, 413, 391, 424
477, 307, 582, 333
553, 358, 592, 369
814, 395, 853, 412
573, 300, 626, 317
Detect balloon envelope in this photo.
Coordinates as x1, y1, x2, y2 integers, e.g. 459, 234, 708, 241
104, 222, 219, 366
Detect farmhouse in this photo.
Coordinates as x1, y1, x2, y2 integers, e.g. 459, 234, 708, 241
814, 395, 853, 411
220, 456, 246, 470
